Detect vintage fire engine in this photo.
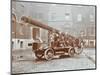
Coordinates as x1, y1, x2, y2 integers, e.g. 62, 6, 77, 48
21, 16, 84, 60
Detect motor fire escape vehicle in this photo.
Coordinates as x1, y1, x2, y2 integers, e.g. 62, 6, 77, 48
21, 16, 84, 61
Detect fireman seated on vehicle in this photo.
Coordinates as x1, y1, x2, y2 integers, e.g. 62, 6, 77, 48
50, 32, 66, 48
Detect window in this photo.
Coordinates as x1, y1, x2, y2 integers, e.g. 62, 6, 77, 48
32, 28, 40, 39
89, 41, 94, 47
12, 13, 16, 35
17, 40, 20, 43
35, 13, 43, 20
77, 14, 82, 22
20, 41, 23, 48
12, 41, 14, 49
38, 13, 43, 19
65, 13, 70, 21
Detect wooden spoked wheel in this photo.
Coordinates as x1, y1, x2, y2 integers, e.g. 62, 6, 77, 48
44, 48, 54, 60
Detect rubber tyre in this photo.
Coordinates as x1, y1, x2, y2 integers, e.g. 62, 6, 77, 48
44, 48, 54, 61
68, 48, 75, 57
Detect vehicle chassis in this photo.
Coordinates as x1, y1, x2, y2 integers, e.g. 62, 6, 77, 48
32, 39, 83, 60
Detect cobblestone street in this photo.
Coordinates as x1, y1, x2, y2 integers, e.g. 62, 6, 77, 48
12, 48, 96, 74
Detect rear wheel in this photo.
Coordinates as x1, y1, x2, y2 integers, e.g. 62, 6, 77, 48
44, 48, 54, 60
68, 48, 75, 57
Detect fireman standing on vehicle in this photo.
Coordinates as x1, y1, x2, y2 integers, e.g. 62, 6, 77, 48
59, 33, 66, 47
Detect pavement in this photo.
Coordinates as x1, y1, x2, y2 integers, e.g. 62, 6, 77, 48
12, 48, 96, 74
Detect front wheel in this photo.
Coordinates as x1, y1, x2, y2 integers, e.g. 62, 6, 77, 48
74, 42, 84, 55
74, 47, 83, 55
44, 48, 54, 61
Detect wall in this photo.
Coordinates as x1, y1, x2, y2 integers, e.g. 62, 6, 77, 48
12, 39, 33, 50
